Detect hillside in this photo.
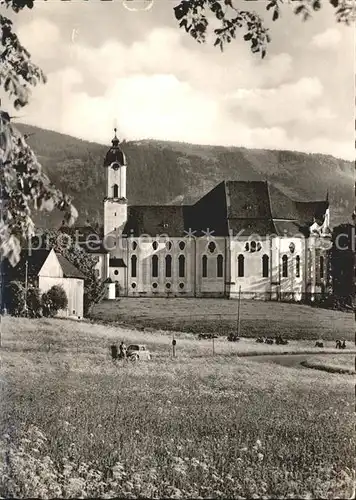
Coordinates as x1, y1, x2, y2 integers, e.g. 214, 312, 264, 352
17, 123, 354, 229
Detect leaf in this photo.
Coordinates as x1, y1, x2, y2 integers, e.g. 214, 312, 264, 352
272, 8, 279, 21
329, 0, 339, 7
294, 5, 305, 15
244, 32, 252, 41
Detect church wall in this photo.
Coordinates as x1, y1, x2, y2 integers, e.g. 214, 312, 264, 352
229, 237, 272, 300
278, 236, 305, 302
126, 237, 196, 297
104, 201, 127, 237
195, 237, 227, 298
93, 253, 109, 280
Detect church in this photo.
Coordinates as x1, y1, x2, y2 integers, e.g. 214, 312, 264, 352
82, 130, 332, 302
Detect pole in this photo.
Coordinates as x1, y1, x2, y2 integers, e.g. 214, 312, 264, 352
237, 285, 241, 337
172, 334, 176, 358
24, 259, 28, 317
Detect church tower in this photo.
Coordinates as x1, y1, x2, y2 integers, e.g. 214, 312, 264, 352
103, 129, 128, 237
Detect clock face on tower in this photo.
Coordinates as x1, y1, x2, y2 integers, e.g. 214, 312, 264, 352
111, 162, 120, 170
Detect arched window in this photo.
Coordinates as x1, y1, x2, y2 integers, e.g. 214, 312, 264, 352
217, 254, 223, 278
262, 254, 269, 278
296, 256, 300, 278
202, 255, 208, 278
237, 254, 244, 277
131, 255, 137, 278
320, 256, 324, 278
113, 184, 119, 198
165, 255, 172, 278
152, 255, 158, 278
178, 255, 185, 278
282, 255, 288, 278
152, 241, 158, 250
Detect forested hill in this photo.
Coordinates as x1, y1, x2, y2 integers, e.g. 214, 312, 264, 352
17, 123, 353, 229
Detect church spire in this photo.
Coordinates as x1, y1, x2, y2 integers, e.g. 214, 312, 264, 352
112, 128, 120, 147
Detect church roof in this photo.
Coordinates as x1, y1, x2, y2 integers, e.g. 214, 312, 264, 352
124, 205, 188, 237
122, 181, 329, 238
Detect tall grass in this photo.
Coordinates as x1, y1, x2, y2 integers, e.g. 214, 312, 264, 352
0, 317, 354, 498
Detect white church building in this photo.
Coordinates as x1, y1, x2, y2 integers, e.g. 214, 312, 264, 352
83, 131, 332, 302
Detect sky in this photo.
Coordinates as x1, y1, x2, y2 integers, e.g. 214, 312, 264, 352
4, 0, 355, 160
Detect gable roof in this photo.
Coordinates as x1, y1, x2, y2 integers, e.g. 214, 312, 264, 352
56, 254, 85, 279
2, 249, 84, 281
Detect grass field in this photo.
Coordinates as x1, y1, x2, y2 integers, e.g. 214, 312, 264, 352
0, 316, 354, 499
301, 354, 355, 375
92, 298, 354, 341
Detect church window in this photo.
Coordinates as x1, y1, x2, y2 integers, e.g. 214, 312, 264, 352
114, 270, 119, 276
217, 254, 224, 278
282, 255, 288, 278
202, 255, 208, 278
166, 241, 172, 251
262, 254, 269, 278
237, 255, 244, 277
296, 256, 300, 278
131, 282, 137, 289
208, 241, 216, 253
152, 282, 158, 289
179, 282, 185, 289
166, 283, 171, 289
179, 241, 186, 251
132, 241, 137, 251
178, 255, 185, 278
131, 255, 137, 278
165, 255, 172, 278
250, 241, 257, 253
113, 184, 119, 198
320, 256, 324, 278
245, 242, 249, 251
152, 241, 158, 250
152, 255, 159, 278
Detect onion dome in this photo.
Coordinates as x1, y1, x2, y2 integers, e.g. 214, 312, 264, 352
103, 128, 126, 167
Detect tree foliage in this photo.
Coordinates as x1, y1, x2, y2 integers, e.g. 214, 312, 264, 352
0, 0, 78, 267
42, 285, 68, 317
174, 0, 354, 55
330, 223, 355, 309
26, 285, 41, 317
4, 279, 25, 315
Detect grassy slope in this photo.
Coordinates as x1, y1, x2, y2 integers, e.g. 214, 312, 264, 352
91, 298, 354, 341
16, 124, 353, 229
0, 317, 354, 498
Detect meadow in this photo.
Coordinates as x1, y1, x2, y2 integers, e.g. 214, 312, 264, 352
0, 316, 354, 499
92, 297, 354, 341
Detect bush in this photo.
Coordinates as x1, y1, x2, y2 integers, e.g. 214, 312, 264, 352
26, 287, 42, 318
5, 281, 25, 316
41, 286, 68, 317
